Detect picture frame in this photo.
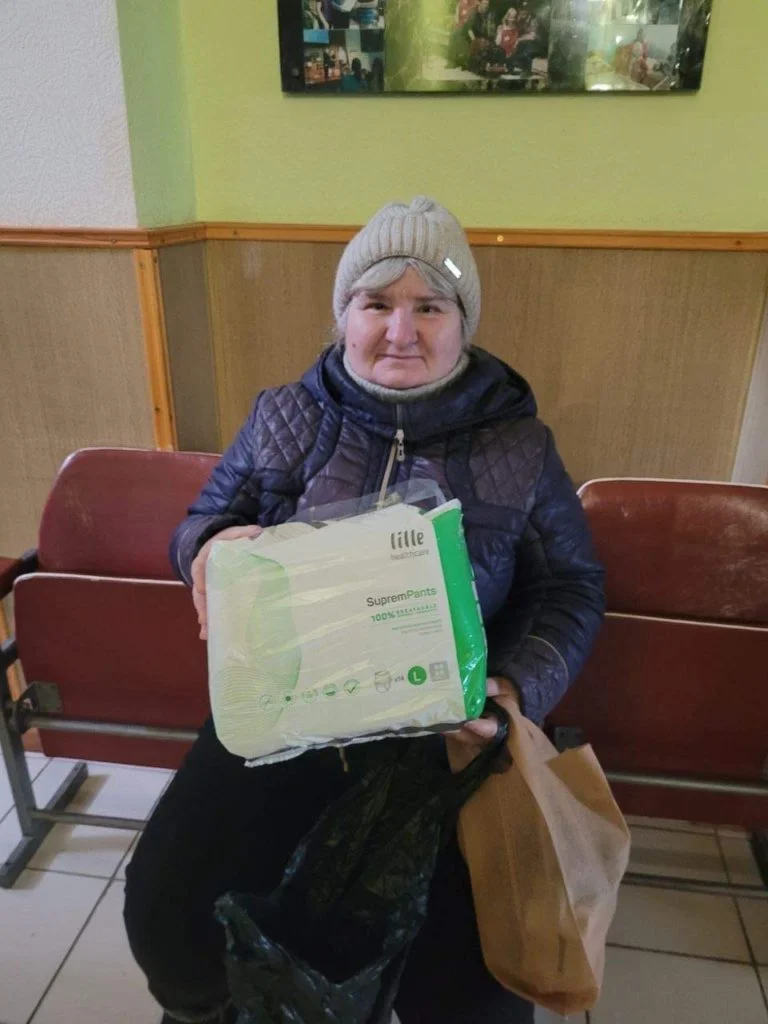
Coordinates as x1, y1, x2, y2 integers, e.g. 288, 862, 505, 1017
278, 0, 713, 95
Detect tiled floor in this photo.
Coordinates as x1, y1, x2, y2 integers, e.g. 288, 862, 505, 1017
0, 754, 170, 1024
1, 755, 766, 1023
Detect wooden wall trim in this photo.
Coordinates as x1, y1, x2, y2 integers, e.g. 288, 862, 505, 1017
465, 229, 768, 252
0, 225, 207, 249
0, 226, 161, 248
134, 250, 178, 450
1, 223, 768, 252
204, 223, 358, 244
206, 224, 768, 252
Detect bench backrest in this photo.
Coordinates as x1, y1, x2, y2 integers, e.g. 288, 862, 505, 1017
38, 447, 219, 580
551, 478, 768, 827
579, 478, 768, 624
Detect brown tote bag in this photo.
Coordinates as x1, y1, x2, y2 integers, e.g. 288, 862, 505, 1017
448, 695, 631, 1016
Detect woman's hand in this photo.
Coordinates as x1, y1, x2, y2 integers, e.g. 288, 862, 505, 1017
190, 525, 262, 640
448, 676, 519, 750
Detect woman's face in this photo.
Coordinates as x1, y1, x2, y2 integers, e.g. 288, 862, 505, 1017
344, 267, 464, 389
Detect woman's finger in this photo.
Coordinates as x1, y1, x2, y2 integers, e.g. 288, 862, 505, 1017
462, 716, 499, 740
192, 594, 207, 640
448, 715, 499, 748
447, 728, 482, 749
190, 543, 209, 593
192, 586, 207, 638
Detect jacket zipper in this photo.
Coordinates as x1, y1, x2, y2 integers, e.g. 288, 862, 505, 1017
377, 405, 405, 507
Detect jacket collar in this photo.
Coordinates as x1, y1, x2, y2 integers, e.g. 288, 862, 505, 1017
302, 346, 537, 443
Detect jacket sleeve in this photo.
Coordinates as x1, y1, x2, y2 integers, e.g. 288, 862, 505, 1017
485, 429, 605, 724
169, 399, 263, 585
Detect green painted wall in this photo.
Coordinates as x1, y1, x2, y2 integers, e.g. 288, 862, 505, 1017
117, 0, 195, 226
177, 0, 768, 230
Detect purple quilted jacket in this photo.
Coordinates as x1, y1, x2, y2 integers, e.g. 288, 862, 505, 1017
171, 346, 604, 723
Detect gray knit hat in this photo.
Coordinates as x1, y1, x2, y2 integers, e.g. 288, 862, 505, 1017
333, 196, 481, 337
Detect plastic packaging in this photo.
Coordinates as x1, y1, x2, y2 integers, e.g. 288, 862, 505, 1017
215, 704, 509, 1024
206, 499, 487, 765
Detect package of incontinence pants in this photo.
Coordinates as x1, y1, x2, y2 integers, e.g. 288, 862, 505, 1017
206, 500, 487, 765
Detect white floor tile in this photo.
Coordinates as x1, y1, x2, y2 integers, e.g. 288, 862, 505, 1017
0, 751, 50, 819
740, 899, 768, 965
31, 881, 158, 1024
56, 760, 173, 817
27, 823, 138, 879
722, 836, 764, 887
27, 761, 170, 877
628, 826, 728, 883
591, 947, 768, 1024
0, 869, 107, 1024
609, 884, 749, 961
115, 833, 139, 881
625, 814, 714, 835
0, 758, 89, 865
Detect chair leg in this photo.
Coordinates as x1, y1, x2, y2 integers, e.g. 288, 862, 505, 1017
0, 659, 88, 888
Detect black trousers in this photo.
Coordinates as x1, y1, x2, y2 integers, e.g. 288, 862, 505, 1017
123, 719, 533, 1024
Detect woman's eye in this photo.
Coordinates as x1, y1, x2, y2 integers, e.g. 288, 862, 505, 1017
364, 302, 388, 311
419, 304, 441, 314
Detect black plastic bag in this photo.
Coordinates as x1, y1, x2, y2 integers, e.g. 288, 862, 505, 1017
215, 703, 509, 1024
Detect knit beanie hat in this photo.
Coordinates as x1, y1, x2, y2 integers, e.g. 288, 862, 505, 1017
333, 196, 481, 338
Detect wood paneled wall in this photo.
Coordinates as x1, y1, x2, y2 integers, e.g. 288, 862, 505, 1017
158, 243, 219, 453
164, 240, 768, 486
205, 240, 345, 445
0, 248, 155, 554
3, 234, 764, 563
473, 247, 768, 482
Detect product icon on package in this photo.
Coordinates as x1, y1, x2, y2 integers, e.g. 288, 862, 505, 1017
323, 683, 338, 698
429, 661, 450, 682
374, 671, 392, 693
407, 665, 428, 686
344, 678, 362, 695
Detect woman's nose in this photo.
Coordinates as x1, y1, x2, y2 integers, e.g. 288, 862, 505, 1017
386, 307, 417, 346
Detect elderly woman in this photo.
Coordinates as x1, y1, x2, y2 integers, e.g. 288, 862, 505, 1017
124, 197, 604, 1024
